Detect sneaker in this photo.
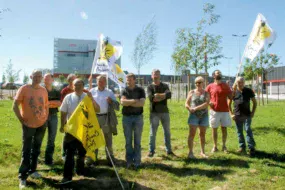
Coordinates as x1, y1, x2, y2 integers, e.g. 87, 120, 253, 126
211, 147, 219, 153
126, 163, 132, 169
188, 153, 196, 159
222, 146, 228, 153
147, 151, 155, 157
237, 148, 246, 154
59, 177, 72, 185
249, 148, 256, 156
19, 179, 26, 189
167, 151, 176, 156
30, 172, 42, 179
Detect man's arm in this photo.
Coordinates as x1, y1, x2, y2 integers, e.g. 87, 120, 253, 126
147, 85, 155, 102
13, 100, 26, 125
60, 111, 67, 133
228, 98, 235, 120
130, 98, 145, 107
251, 97, 257, 118
120, 96, 136, 106
86, 91, 100, 113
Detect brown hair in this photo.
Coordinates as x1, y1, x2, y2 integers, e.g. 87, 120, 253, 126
126, 73, 136, 80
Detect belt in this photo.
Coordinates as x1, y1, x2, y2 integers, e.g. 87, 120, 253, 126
97, 113, 107, 116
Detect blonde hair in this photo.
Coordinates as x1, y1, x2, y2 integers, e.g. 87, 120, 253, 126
195, 76, 204, 83
96, 74, 107, 82
31, 69, 42, 76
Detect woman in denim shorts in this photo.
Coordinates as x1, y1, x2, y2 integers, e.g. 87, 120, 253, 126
185, 76, 210, 158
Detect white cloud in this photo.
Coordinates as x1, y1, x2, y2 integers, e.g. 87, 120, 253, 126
80, 11, 88, 20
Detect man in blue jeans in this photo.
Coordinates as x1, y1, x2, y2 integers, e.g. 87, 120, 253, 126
43, 73, 61, 165
120, 73, 145, 169
147, 69, 174, 157
229, 77, 257, 156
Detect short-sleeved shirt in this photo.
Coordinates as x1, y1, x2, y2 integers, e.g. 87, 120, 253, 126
233, 87, 255, 116
90, 87, 116, 114
206, 83, 232, 112
60, 86, 74, 102
60, 92, 87, 119
46, 87, 61, 115
121, 86, 146, 116
147, 82, 171, 113
15, 85, 49, 128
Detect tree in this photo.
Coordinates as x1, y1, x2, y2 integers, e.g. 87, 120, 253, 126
130, 17, 157, 82
2, 74, 6, 83
58, 74, 66, 84
5, 59, 21, 83
23, 73, 29, 84
172, 3, 223, 75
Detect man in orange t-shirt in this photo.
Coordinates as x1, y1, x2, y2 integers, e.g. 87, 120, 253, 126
13, 70, 49, 189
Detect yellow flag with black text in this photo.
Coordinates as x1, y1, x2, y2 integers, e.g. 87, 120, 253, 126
64, 96, 105, 160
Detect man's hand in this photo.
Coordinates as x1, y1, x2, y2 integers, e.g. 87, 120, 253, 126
231, 114, 236, 120
250, 112, 255, 118
86, 91, 93, 98
60, 125, 65, 133
19, 117, 27, 126
106, 97, 112, 104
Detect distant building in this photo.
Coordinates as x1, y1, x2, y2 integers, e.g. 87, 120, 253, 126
265, 66, 285, 95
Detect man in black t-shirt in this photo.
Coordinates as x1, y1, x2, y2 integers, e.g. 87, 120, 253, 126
120, 73, 145, 169
147, 69, 173, 157
43, 73, 61, 165
229, 77, 257, 156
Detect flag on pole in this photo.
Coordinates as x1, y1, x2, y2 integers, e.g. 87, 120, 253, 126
64, 96, 105, 161
243, 13, 276, 62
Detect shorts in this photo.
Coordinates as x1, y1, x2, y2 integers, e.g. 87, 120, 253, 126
209, 110, 232, 128
188, 113, 209, 127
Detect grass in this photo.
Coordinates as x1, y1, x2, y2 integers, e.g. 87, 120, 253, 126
0, 99, 284, 190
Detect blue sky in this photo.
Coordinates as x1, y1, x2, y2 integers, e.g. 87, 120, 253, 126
0, 0, 284, 82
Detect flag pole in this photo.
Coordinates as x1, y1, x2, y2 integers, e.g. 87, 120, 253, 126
105, 146, 125, 190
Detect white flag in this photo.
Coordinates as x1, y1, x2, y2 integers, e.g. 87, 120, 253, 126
243, 13, 276, 61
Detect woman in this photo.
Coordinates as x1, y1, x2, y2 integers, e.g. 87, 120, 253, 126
185, 76, 210, 158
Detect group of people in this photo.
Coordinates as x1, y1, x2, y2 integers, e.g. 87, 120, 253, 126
13, 68, 257, 189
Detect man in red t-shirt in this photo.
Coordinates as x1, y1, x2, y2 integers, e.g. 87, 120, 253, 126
206, 70, 232, 153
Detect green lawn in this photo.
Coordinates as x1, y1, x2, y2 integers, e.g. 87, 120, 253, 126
0, 100, 284, 190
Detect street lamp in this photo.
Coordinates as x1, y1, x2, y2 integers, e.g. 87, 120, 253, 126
232, 34, 247, 66
224, 57, 233, 80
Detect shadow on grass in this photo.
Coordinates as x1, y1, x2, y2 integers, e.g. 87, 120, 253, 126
142, 162, 232, 180
37, 177, 153, 190
253, 126, 285, 136
183, 157, 250, 168
230, 150, 285, 162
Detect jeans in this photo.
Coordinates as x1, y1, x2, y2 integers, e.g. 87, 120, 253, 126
64, 134, 86, 180
123, 115, 144, 165
45, 114, 58, 164
149, 113, 172, 153
18, 123, 47, 180
235, 116, 256, 149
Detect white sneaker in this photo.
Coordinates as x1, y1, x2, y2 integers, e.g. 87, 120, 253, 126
30, 172, 42, 179
19, 179, 26, 189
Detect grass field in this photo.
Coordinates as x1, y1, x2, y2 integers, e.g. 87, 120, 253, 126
0, 99, 284, 190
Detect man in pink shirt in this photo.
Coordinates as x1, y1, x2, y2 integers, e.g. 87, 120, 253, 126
13, 70, 49, 189
206, 70, 232, 153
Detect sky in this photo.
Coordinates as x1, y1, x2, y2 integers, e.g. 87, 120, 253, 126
0, 0, 285, 83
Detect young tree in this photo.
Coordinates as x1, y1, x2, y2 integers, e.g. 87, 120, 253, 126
172, 3, 222, 75
23, 73, 29, 84
58, 74, 66, 84
2, 74, 6, 83
130, 17, 157, 83
5, 59, 21, 83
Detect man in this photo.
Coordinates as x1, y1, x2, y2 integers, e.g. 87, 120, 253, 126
229, 77, 257, 156
147, 69, 173, 157
87, 75, 119, 165
13, 70, 49, 189
59, 78, 100, 184
120, 73, 145, 169
43, 73, 61, 165
206, 70, 232, 153
60, 74, 77, 102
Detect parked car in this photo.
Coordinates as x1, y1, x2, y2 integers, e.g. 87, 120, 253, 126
2, 82, 18, 90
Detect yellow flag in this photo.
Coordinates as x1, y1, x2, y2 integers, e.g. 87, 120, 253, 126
64, 96, 105, 160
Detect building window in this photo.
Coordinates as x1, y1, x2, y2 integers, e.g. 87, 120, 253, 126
67, 53, 76, 57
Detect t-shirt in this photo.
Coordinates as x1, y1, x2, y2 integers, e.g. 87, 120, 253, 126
90, 87, 116, 114
60, 86, 74, 102
233, 87, 255, 116
206, 82, 232, 112
60, 92, 87, 119
147, 82, 171, 113
121, 86, 146, 116
46, 87, 61, 115
15, 85, 48, 128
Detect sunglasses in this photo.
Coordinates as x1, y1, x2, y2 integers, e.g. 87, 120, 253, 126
195, 81, 203, 84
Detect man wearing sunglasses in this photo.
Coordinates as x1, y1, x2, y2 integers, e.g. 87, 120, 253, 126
206, 70, 232, 153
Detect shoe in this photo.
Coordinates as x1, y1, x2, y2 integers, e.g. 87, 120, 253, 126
249, 148, 256, 156
30, 172, 42, 179
19, 179, 26, 189
188, 153, 196, 159
167, 151, 175, 156
59, 177, 72, 185
222, 146, 228, 153
134, 164, 141, 170
126, 163, 132, 169
237, 148, 246, 154
147, 151, 155, 157
211, 147, 219, 153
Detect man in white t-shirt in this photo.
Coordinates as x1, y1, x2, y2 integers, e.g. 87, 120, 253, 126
88, 75, 118, 166
59, 78, 100, 184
